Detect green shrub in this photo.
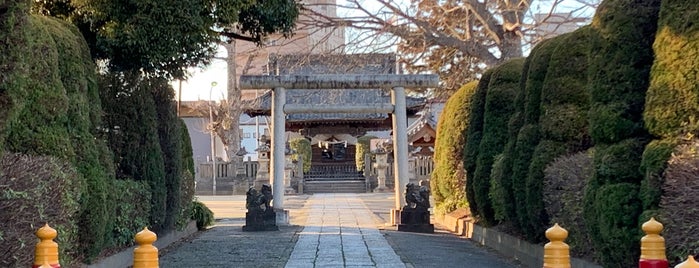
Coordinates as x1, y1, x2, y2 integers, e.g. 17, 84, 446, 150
520, 27, 592, 242
355, 135, 376, 172
464, 70, 493, 214
587, 0, 660, 144
592, 183, 642, 267
658, 139, 699, 263
524, 140, 565, 241
0, 153, 83, 267
510, 124, 539, 230
2, 14, 115, 261
644, 0, 699, 137
639, 138, 677, 210
152, 80, 183, 231
431, 81, 477, 216
191, 200, 215, 230
584, 1, 660, 265
178, 119, 196, 229
0, 0, 28, 155
543, 150, 596, 260
471, 59, 524, 225
290, 137, 312, 173
99, 71, 167, 232
488, 154, 507, 222
111, 180, 152, 247
502, 38, 560, 231
593, 139, 647, 185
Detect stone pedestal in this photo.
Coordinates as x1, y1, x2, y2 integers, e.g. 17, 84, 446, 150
242, 209, 278, 231
373, 152, 390, 192
398, 206, 434, 233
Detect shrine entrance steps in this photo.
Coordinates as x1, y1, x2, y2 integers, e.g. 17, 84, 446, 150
303, 178, 366, 194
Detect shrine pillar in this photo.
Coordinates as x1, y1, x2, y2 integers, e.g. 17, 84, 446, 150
271, 86, 288, 225
391, 86, 409, 225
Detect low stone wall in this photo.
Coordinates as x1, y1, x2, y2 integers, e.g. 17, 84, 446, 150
435, 216, 601, 268
87, 221, 199, 268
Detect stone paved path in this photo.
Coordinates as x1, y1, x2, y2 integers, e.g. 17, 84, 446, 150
285, 194, 404, 268
159, 193, 522, 268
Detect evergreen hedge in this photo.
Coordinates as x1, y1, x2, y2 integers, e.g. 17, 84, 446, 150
2, 13, 115, 261
290, 137, 312, 173
100, 71, 167, 232
584, 0, 660, 265
355, 135, 376, 172
641, 0, 699, 213
152, 80, 183, 231
470, 59, 524, 225
0, 0, 28, 156
178, 119, 196, 229
431, 81, 477, 216
644, 0, 699, 137
0, 154, 83, 267
505, 38, 559, 232
464, 70, 493, 215
522, 28, 592, 241
644, 1, 699, 260
543, 150, 596, 260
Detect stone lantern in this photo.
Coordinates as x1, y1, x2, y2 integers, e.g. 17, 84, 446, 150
284, 142, 296, 194
254, 134, 271, 189
372, 145, 390, 192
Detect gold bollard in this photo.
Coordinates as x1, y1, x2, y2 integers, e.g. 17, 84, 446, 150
133, 227, 158, 268
675, 256, 699, 268
639, 217, 668, 268
543, 223, 570, 268
38, 259, 52, 268
33, 223, 60, 268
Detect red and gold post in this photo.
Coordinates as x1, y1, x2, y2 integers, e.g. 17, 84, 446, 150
639, 218, 668, 268
33, 223, 60, 268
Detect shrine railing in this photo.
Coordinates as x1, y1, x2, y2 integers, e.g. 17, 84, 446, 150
305, 163, 362, 179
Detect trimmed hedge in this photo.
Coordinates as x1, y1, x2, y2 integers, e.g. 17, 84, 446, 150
524, 140, 565, 241
290, 137, 312, 173
99, 71, 167, 232
430, 81, 478, 216
591, 183, 642, 267
355, 135, 376, 172
152, 80, 183, 231
543, 150, 596, 260
644, 0, 699, 137
177, 118, 196, 229
2, 13, 115, 261
659, 139, 699, 262
522, 27, 592, 242
506, 38, 560, 232
0, 0, 28, 156
471, 58, 524, 225
584, 0, 660, 266
0, 154, 83, 267
111, 179, 152, 247
464, 70, 493, 215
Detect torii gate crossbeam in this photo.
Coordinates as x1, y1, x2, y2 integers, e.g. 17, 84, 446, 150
240, 74, 439, 225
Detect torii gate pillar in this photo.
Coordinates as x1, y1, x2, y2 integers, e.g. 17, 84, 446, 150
240, 74, 438, 226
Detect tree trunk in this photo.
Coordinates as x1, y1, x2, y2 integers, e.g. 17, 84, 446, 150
222, 41, 241, 161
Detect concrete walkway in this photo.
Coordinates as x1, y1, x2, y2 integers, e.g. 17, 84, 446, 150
285, 194, 404, 268
159, 193, 522, 268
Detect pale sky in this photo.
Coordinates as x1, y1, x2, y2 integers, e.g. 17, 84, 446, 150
172, 0, 597, 102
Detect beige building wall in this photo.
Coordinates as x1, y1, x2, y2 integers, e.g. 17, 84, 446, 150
233, 0, 345, 100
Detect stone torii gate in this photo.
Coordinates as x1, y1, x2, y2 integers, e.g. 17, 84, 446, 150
239, 74, 439, 225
